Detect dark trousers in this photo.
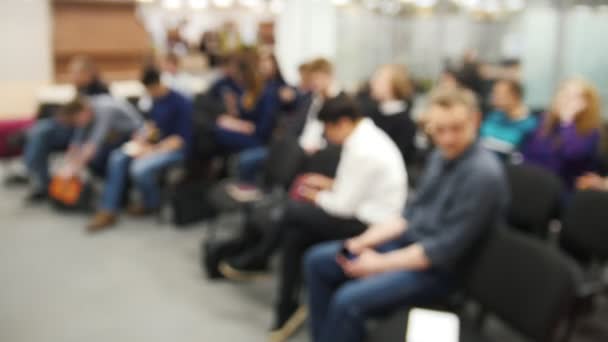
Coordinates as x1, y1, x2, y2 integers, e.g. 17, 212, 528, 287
305, 241, 454, 342
274, 201, 367, 320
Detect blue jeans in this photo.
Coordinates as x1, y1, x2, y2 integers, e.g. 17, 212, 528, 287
24, 118, 73, 191
305, 241, 454, 342
237, 146, 268, 183
100, 149, 184, 212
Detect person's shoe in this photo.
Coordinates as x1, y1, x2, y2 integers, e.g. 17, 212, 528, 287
87, 212, 118, 233
218, 253, 270, 281
127, 204, 156, 217
269, 305, 308, 342
24, 190, 47, 204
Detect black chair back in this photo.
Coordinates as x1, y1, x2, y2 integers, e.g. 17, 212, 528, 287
561, 190, 608, 261
466, 227, 581, 342
261, 135, 305, 190
505, 163, 563, 237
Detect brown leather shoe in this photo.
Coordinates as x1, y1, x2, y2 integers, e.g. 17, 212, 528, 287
87, 212, 117, 233
127, 204, 153, 217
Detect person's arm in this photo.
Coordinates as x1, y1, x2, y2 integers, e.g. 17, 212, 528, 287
315, 153, 381, 218
340, 243, 430, 278
346, 216, 407, 254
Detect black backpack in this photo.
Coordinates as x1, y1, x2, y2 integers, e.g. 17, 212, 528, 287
170, 180, 217, 227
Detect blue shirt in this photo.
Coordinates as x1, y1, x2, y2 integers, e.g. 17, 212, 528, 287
213, 83, 280, 151
480, 111, 538, 157
402, 142, 509, 271
149, 90, 194, 155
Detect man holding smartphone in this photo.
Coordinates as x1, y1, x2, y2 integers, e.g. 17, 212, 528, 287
305, 87, 509, 342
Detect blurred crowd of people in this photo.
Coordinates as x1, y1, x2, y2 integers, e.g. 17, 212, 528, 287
19, 21, 607, 342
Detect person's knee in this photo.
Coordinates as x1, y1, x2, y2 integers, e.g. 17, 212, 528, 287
109, 150, 129, 167
130, 162, 156, 185
305, 243, 336, 274
27, 120, 53, 145
331, 286, 364, 319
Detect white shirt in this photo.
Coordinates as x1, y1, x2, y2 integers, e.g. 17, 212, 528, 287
379, 100, 408, 116
315, 118, 408, 224
298, 96, 326, 151
298, 85, 341, 151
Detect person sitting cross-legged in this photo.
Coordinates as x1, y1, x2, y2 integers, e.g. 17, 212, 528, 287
87, 68, 193, 232
304, 87, 509, 342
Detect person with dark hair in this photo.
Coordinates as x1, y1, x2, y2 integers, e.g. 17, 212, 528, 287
68, 56, 110, 96
305, 87, 508, 342
87, 68, 193, 231
221, 95, 407, 341
480, 79, 538, 159
24, 95, 141, 202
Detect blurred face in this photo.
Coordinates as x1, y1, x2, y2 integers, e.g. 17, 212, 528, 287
491, 82, 518, 113
70, 65, 94, 88
310, 71, 333, 96
259, 55, 276, 80
426, 104, 478, 160
323, 118, 352, 145
370, 67, 393, 102
439, 72, 459, 90
299, 70, 312, 92
555, 81, 587, 121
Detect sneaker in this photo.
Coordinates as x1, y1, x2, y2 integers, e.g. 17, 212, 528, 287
269, 305, 308, 342
218, 253, 270, 281
87, 211, 118, 233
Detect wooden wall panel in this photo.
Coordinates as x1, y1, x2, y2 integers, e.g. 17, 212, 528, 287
52, 0, 151, 81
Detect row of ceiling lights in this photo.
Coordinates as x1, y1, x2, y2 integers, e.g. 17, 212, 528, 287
136, 0, 285, 13
138, 0, 608, 16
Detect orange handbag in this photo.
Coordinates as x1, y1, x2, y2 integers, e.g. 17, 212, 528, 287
49, 176, 84, 206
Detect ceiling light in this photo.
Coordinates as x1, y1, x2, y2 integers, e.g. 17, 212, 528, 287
162, 0, 182, 9
189, 0, 208, 9
213, 0, 234, 8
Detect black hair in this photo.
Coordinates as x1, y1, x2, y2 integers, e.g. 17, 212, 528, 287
141, 67, 161, 87
318, 94, 363, 123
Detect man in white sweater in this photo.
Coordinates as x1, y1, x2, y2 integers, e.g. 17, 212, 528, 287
221, 95, 407, 341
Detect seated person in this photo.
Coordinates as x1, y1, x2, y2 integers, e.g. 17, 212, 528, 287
25, 95, 141, 202
305, 87, 508, 342
69, 55, 110, 97
221, 95, 408, 341
480, 79, 537, 159
160, 53, 196, 99
235, 58, 323, 183
87, 68, 193, 232
368, 63, 417, 165
522, 78, 601, 190
210, 52, 280, 155
207, 54, 243, 109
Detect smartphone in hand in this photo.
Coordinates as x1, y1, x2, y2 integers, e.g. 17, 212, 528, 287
339, 246, 357, 261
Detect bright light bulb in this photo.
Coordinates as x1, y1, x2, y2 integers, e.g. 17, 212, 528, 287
332, 0, 351, 6
240, 0, 262, 8
162, 0, 182, 10
189, 0, 208, 9
213, 0, 234, 8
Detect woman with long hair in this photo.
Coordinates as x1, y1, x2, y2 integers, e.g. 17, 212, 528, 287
522, 78, 602, 189
212, 50, 280, 153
